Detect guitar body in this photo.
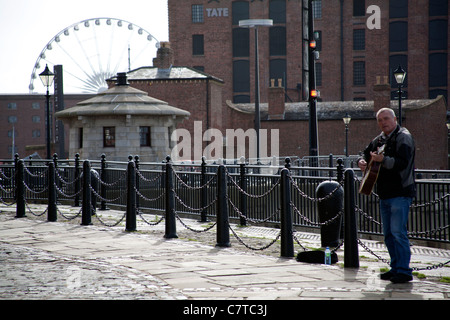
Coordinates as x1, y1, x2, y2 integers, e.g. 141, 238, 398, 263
359, 160, 382, 195
359, 144, 385, 196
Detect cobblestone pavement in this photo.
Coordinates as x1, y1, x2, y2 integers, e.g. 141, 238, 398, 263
1, 204, 449, 301
0, 242, 187, 300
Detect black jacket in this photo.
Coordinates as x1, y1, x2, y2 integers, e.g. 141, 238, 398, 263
360, 125, 416, 199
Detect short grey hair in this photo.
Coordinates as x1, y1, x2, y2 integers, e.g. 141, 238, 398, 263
376, 108, 396, 119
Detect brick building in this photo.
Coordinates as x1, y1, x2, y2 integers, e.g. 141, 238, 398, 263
0, 94, 93, 160
108, 43, 448, 169
162, 0, 449, 168
168, 0, 449, 103
227, 80, 448, 169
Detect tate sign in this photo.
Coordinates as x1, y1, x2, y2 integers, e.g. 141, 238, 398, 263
206, 7, 229, 17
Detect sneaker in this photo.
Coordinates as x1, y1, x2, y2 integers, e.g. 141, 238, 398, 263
380, 270, 396, 281
390, 273, 413, 284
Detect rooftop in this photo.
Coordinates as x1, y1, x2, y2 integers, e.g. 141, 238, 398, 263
55, 78, 190, 118
226, 96, 444, 121
107, 66, 224, 83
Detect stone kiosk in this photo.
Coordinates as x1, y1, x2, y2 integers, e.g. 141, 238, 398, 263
55, 73, 190, 162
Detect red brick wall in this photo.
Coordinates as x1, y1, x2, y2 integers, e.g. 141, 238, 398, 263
0, 94, 92, 159
226, 97, 448, 169
169, 0, 449, 104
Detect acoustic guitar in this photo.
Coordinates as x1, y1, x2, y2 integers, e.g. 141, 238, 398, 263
359, 144, 385, 196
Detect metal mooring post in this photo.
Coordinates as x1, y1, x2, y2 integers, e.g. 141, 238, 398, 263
216, 164, 230, 247
47, 161, 57, 222
344, 169, 359, 268
15, 159, 26, 218
164, 156, 178, 238
126, 160, 137, 232
316, 179, 343, 248
81, 160, 92, 226
280, 168, 294, 258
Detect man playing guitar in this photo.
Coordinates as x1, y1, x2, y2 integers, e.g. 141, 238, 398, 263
357, 108, 416, 283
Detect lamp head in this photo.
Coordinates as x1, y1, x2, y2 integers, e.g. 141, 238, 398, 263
239, 19, 273, 28
393, 65, 406, 85
39, 64, 55, 88
343, 113, 352, 125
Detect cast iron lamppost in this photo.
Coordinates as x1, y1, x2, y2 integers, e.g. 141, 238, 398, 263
39, 64, 55, 159
239, 19, 273, 163
343, 113, 351, 157
393, 65, 406, 126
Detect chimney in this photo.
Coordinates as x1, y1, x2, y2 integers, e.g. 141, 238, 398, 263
152, 41, 174, 69
267, 78, 285, 120
116, 72, 129, 86
373, 76, 391, 113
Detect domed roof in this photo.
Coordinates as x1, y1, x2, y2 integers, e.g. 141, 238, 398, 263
56, 73, 190, 119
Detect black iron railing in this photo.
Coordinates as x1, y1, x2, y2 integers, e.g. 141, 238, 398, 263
1, 153, 449, 244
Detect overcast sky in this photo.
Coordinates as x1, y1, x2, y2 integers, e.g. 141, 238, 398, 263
0, 0, 168, 93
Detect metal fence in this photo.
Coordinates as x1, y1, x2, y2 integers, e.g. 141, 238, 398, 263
1, 154, 449, 244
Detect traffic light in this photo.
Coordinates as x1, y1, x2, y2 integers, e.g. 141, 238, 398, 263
310, 89, 320, 99
309, 40, 317, 50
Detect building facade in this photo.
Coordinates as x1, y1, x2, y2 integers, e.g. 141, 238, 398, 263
168, 0, 449, 103
0, 94, 93, 160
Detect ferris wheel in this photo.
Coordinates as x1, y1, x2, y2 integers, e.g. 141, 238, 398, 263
29, 18, 160, 94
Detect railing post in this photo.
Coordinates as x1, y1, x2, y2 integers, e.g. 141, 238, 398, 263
74, 153, 80, 207
239, 157, 247, 226
280, 168, 294, 258
14, 153, 19, 201
52, 154, 59, 205
216, 164, 230, 247
100, 154, 108, 210
126, 160, 137, 232
328, 153, 333, 178
164, 156, 178, 238
47, 161, 57, 222
15, 159, 26, 218
81, 160, 92, 225
344, 168, 359, 268
134, 155, 140, 211
200, 156, 209, 222
284, 157, 291, 170
336, 158, 344, 183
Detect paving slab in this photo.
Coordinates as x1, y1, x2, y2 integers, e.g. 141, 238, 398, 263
1, 205, 450, 305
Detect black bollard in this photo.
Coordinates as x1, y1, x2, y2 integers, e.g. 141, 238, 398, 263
47, 161, 57, 222
280, 168, 294, 257
126, 160, 137, 232
81, 160, 92, 225
15, 159, 26, 218
316, 180, 343, 247
344, 169, 359, 268
164, 156, 178, 238
216, 164, 230, 247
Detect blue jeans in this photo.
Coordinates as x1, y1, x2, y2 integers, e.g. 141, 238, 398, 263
379, 197, 413, 276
